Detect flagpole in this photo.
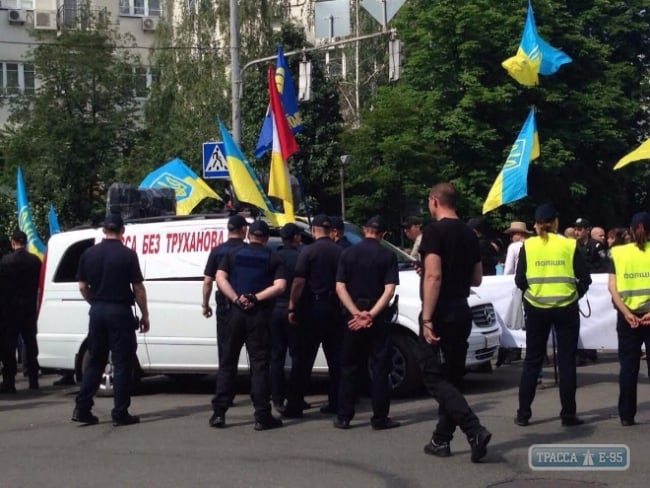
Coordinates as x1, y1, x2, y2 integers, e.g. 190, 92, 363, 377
230, 0, 241, 144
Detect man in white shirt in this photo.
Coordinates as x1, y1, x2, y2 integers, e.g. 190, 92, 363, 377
401, 216, 423, 259
503, 221, 532, 275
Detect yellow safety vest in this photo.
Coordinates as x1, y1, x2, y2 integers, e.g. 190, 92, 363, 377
611, 242, 650, 313
523, 233, 577, 308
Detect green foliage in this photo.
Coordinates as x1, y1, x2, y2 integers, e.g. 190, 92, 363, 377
1, 22, 142, 229
343, 0, 650, 237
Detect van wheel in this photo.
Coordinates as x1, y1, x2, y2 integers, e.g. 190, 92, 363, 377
388, 333, 421, 397
77, 347, 141, 398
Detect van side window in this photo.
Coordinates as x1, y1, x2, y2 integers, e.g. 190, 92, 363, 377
53, 239, 96, 283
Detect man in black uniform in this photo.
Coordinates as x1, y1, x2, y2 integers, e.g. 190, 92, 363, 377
574, 217, 607, 364
211, 220, 286, 431
202, 215, 248, 366
418, 182, 491, 463
334, 215, 400, 430
270, 222, 302, 412
0, 230, 42, 393
72, 214, 150, 426
285, 214, 343, 417
330, 216, 353, 249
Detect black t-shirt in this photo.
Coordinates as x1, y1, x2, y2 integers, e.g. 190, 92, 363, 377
0, 248, 41, 310
336, 238, 399, 305
203, 238, 245, 279
294, 236, 342, 295
419, 218, 481, 307
336, 235, 353, 249
576, 237, 609, 273
276, 245, 301, 303
76, 238, 144, 306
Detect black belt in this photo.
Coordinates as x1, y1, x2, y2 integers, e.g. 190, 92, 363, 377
309, 292, 332, 301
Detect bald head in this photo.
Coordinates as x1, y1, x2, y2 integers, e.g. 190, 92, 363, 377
591, 227, 606, 244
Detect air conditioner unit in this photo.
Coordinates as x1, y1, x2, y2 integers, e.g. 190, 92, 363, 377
34, 10, 57, 30
8, 9, 27, 24
141, 16, 158, 32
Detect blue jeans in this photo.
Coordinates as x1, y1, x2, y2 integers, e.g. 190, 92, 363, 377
75, 302, 137, 420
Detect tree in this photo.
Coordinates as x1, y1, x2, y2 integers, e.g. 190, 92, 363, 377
343, 0, 650, 236
0, 19, 143, 228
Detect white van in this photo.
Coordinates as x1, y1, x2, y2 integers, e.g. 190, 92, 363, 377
36, 215, 501, 397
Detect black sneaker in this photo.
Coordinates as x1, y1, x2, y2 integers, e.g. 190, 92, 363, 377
209, 412, 226, 428
71, 409, 99, 425
514, 415, 529, 427
112, 414, 140, 427
423, 439, 451, 457
333, 417, 351, 430
254, 416, 283, 431
371, 417, 400, 430
469, 427, 491, 463
561, 416, 584, 427
621, 418, 635, 427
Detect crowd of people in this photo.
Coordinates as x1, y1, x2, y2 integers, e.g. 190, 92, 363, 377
3, 182, 650, 464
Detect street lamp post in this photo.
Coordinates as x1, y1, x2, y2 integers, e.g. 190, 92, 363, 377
340, 154, 349, 220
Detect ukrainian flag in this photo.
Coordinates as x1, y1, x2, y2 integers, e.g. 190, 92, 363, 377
483, 108, 540, 214
613, 139, 650, 170
139, 158, 221, 215
218, 119, 283, 226
16, 167, 46, 259
502, 2, 571, 86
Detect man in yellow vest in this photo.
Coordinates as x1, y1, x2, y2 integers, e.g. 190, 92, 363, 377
514, 204, 591, 427
607, 211, 650, 426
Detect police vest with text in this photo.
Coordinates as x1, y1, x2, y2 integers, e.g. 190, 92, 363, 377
524, 234, 577, 308
229, 245, 273, 296
611, 242, 650, 313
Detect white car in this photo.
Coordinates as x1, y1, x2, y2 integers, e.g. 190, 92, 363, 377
36, 215, 500, 397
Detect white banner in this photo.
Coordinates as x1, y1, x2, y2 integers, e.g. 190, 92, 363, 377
474, 274, 617, 350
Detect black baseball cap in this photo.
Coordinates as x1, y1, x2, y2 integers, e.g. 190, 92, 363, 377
11, 229, 27, 245
573, 217, 591, 228
329, 216, 345, 231
630, 212, 650, 229
312, 214, 332, 228
534, 204, 559, 222
103, 213, 124, 230
248, 220, 270, 237
365, 215, 388, 232
280, 223, 301, 239
227, 214, 248, 231
401, 216, 422, 228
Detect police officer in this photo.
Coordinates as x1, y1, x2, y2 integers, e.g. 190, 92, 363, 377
515, 204, 591, 427
210, 220, 286, 431
201, 215, 248, 366
330, 216, 353, 249
0, 230, 42, 393
270, 222, 302, 412
72, 214, 150, 426
607, 212, 650, 426
285, 214, 342, 417
334, 215, 399, 430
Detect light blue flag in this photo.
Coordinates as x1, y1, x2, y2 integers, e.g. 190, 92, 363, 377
139, 158, 221, 215
16, 167, 46, 259
48, 204, 61, 235
254, 45, 304, 158
483, 108, 540, 214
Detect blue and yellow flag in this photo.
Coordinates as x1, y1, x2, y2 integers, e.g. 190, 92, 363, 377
613, 139, 650, 170
254, 46, 303, 158
483, 108, 540, 214
218, 119, 283, 226
48, 203, 61, 235
502, 2, 572, 86
16, 167, 46, 259
139, 158, 221, 215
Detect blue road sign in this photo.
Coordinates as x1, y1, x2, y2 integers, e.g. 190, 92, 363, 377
202, 141, 229, 179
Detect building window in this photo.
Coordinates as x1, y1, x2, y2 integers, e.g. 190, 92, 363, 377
1, 0, 35, 10
0, 62, 35, 97
132, 67, 158, 98
119, 0, 160, 17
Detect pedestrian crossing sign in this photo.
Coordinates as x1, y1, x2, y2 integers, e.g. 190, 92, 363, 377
202, 141, 229, 179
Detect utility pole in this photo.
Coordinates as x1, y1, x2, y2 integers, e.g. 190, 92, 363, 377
354, 0, 360, 124
230, 0, 241, 144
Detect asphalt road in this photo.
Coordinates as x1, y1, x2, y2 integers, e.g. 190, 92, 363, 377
1, 353, 648, 488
